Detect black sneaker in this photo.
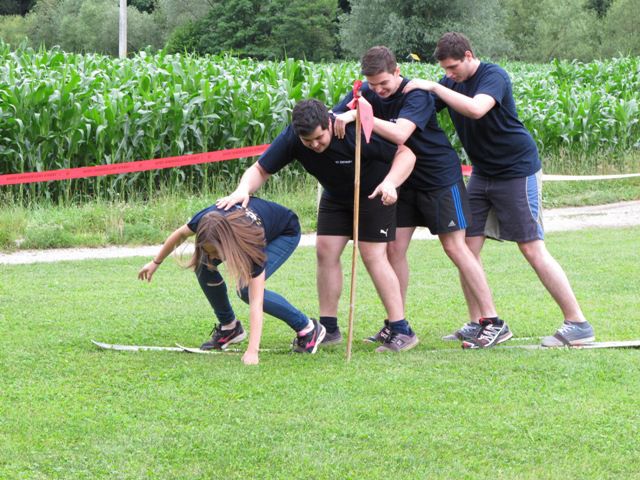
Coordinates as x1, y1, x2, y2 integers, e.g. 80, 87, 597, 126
320, 328, 343, 346
363, 320, 390, 343
200, 321, 247, 351
462, 318, 513, 349
293, 318, 326, 354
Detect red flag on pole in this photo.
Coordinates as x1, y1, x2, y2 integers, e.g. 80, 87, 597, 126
346, 80, 374, 143
345, 79, 371, 362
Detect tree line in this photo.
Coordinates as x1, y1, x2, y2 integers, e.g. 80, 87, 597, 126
0, 0, 638, 61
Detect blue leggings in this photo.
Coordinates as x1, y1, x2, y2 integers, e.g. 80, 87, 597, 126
195, 232, 308, 332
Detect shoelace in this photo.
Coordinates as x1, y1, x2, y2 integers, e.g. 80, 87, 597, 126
557, 323, 577, 335
209, 324, 220, 337
383, 330, 400, 344
556, 322, 588, 338
478, 324, 499, 341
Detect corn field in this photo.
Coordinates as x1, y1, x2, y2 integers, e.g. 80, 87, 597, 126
1, 42, 639, 203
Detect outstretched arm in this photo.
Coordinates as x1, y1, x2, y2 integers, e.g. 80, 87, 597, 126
369, 144, 416, 205
403, 80, 495, 119
241, 270, 266, 365
334, 109, 417, 145
216, 163, 271, 210
138, 225, 194, 282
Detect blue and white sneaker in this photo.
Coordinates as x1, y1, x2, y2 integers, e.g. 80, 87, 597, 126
541, 321, 595, 347
442, 321, 482, 342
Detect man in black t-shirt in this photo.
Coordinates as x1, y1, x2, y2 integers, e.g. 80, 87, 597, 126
218, 99, 420, 353
333, 46, 505, 348
405, 32, 594, 348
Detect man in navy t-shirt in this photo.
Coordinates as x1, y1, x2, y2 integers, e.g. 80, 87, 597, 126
217, 99, 420, 353
332, 46, 505, 348
404, 32, 594, 348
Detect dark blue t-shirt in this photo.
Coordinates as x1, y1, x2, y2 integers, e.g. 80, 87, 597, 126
258, 119, 398, 200
333, 78, 461, 191
437, 62, 541, 178
187, 197, 300, 276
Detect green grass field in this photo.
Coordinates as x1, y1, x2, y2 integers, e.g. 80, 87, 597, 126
1, 227, 640, 479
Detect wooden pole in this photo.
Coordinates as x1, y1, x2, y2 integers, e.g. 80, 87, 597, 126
119, 0, 127, 59
346, 108, 362, 362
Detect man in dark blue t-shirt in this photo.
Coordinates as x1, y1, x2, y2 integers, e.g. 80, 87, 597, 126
332, 46, 505, 348
217, 99, 420, 353
405, 32, 594, 348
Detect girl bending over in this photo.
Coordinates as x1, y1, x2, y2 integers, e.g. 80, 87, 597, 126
138, 197, 325, 365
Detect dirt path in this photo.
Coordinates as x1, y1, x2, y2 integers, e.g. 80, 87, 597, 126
2, 200, 639, 265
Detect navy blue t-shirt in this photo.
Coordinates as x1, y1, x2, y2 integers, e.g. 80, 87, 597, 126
333, 78, 461, 191
258, 119, 398, 200
437, 62, 541, 178
187, 197, 300, 276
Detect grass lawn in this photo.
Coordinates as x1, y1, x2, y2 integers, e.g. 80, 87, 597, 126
1, 227, 639, 479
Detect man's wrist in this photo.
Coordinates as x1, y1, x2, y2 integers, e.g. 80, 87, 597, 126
383, 178, 397, 189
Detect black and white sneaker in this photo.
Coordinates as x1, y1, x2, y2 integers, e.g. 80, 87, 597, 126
363, 320, 391, 343
200, 321, 247, 350
462, 318, 512, 349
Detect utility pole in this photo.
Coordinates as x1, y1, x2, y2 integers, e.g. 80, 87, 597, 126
119, 0, 127, 58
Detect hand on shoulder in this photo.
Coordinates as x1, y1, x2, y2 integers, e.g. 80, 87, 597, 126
403, 79, 437, 94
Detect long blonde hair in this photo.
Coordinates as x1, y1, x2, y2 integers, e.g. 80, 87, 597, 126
189, 209, 266, 288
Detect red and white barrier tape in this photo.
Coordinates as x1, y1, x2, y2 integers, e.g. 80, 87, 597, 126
1, 144, 638, 186
0, 144, 269, 186
543, 173, 640, 181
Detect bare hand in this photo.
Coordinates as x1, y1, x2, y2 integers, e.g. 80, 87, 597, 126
138, 261, 160, 282
333, 110, 356, 139
369, 180, 398, 206
216, 190, 250, 210
242, 350, 259, 365
403, 79, 437, 94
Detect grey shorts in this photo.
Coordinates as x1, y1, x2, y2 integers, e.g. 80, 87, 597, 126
466, 170, 544, 242
396, 180, 471, 235
316, 193, 396, 242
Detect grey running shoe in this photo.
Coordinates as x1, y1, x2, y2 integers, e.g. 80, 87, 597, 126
363, 320, 390, 343
541, 321, 595, 347
320, 328, 343, 346
200, 321, 247, 350
442, 321, 482, 341
462, 319, 512, 349
292, 319, 326, 354
375, 329, 419, 352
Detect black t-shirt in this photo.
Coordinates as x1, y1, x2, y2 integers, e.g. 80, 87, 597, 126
333, 78, 462, 191
437, 62, 541, 178
187, 197, 300, 276
258, 120, 399, 200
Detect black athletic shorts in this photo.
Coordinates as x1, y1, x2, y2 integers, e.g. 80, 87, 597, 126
316, 193, 396, 242
396, 179, 471, 235
466, 170, 544, 242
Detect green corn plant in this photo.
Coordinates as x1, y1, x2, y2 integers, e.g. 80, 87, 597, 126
1, 43, 639, 204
